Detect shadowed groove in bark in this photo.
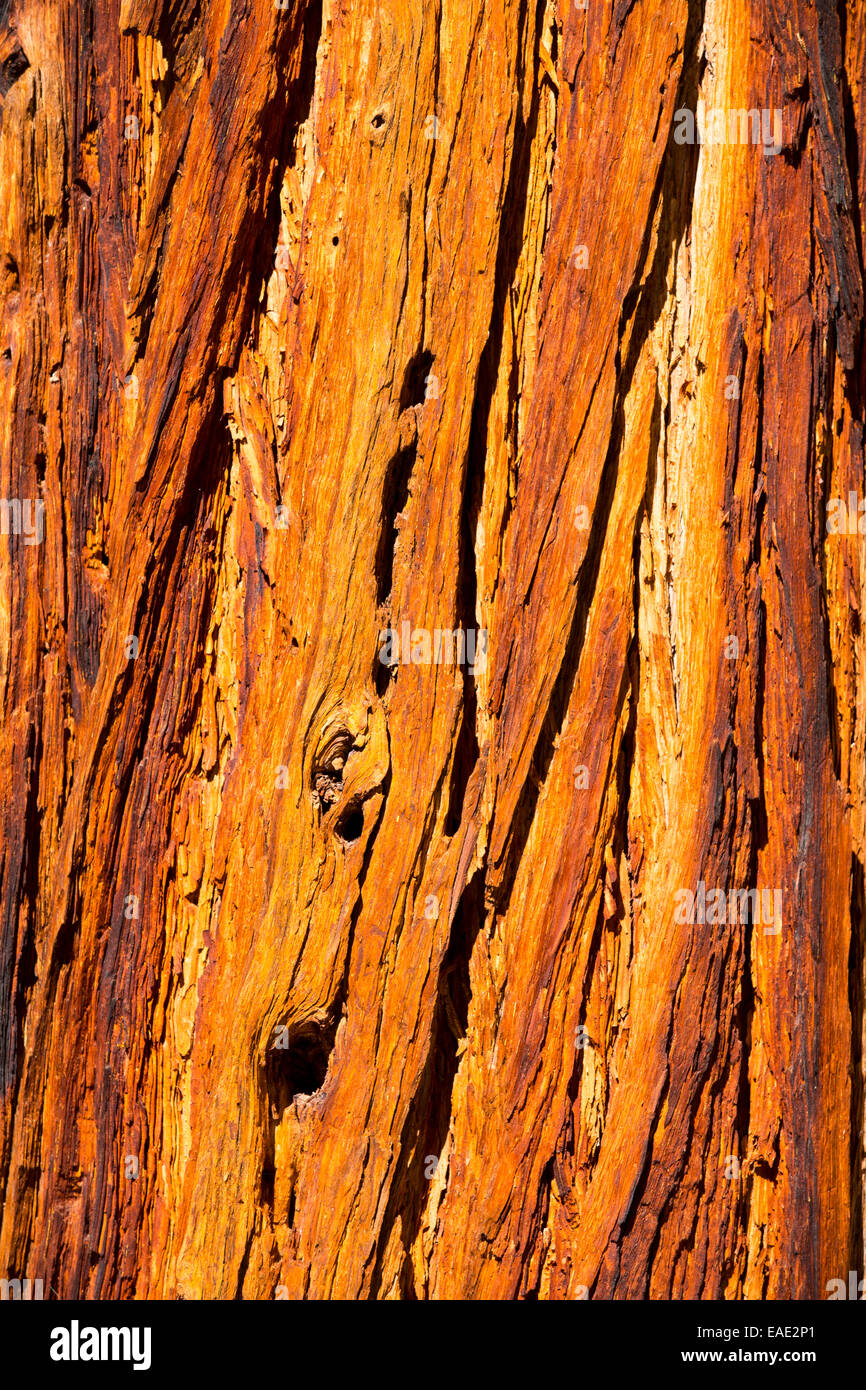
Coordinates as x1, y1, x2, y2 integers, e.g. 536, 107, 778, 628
444, 0, 547, 839
0, 717, 41, 1197
0, 29, 28, 98
723, 579, 768, 1293
260, 1012, 341, 1217
369, 867, 486, 1298
838, 9, 864, 295
848, 852, 865, 1272
374, 440, 417, 612
560, 391, 658, 1206
729, 876, 758, 1293
818, 329, 846, 786
519, 1154, 554, 1297
398, 349, 435, 412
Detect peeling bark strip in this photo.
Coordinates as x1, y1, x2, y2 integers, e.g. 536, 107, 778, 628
0, 0, 863, 1301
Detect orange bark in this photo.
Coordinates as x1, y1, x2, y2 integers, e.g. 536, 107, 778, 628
0, 0, 864, 1300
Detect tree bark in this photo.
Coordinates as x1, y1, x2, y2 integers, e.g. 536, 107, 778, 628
0, 0, 864, 1300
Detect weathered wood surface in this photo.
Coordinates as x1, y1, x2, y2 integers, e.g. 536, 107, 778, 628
0, 0, 864, 1299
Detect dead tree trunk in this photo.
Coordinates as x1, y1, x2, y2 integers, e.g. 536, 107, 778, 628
0, 0, 864, 1299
